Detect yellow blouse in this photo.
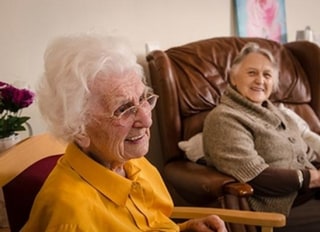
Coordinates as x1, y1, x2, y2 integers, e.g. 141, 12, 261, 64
22, 143, 179, 232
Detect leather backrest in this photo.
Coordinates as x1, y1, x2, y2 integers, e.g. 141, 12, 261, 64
147, 37, 320, 164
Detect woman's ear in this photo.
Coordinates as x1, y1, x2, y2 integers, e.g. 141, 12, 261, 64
229, 71, 236, 87
74, 133, 90, 149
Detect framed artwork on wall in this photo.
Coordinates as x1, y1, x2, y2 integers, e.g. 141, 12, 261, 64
234, 0, 287, 43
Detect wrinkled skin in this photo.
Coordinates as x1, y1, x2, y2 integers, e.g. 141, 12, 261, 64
230, 52, 275, 105
183, 215, 227, 232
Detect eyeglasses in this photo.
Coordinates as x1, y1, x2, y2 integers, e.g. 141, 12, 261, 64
110, 93, 159, 125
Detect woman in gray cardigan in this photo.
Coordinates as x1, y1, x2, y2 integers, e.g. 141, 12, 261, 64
203, 42, 320, 232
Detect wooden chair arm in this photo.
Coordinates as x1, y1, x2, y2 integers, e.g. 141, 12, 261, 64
0, 133, 66, 187
171, 206, 286, 232
223, 182, 254, 197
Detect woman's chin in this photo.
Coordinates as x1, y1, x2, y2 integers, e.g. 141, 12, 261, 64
125, 140, 149, 159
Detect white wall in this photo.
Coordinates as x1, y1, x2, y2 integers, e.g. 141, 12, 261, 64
0, 0, 319, 162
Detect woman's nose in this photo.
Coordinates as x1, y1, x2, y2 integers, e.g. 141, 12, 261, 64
133, 106, 153, 127
255, 73, 264, 83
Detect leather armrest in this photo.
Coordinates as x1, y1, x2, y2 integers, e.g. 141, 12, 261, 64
164, 160, 253, 205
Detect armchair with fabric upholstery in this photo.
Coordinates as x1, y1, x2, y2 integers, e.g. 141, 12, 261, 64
146, 37, 320, 231
0, 133, 285, 232
0, 133, 66, 232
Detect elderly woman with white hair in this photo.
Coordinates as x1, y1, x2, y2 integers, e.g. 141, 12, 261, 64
21, 34, 227, 232
203, 42, 320, 232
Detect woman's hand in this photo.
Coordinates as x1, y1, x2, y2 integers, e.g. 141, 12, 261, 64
179, 215, 228, 232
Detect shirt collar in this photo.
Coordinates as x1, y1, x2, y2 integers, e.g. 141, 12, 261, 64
63, 143, 141, 206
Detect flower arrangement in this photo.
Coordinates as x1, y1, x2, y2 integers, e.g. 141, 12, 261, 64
0, 81, 35, 139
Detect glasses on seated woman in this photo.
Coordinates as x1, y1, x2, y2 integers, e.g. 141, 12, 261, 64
109, 91, 159, 126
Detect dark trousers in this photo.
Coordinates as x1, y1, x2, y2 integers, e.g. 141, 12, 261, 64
275, 198, 320, 232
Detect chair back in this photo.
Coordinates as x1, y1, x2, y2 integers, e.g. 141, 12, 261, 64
0, 133, 66, 232
3, 155, 62, 232
147, 37, 320, 165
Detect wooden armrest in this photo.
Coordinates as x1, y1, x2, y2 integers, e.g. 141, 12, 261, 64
224, 182, 254, 197
171, 206, 286, 232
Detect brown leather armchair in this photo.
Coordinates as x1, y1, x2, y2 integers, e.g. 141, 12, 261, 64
146, 37, 320, 231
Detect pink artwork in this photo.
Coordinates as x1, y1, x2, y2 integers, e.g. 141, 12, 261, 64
235, 0, 287, 43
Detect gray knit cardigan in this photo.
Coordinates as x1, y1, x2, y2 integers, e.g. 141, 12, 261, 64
203, 85, 316, 215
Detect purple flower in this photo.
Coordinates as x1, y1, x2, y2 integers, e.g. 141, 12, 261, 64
0, 82, 35, 112
12, 88, 35, 109
0, 81, 7, 87
0, 81, 35, 138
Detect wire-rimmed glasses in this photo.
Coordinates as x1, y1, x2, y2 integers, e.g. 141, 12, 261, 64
109, 93, 159, 125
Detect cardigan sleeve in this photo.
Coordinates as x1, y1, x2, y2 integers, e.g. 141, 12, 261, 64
203, 109, 269, 183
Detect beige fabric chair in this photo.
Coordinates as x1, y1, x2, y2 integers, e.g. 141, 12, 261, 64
0, 133, 66, 232
0, 133, 285, 232
0, 133, 66, 187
